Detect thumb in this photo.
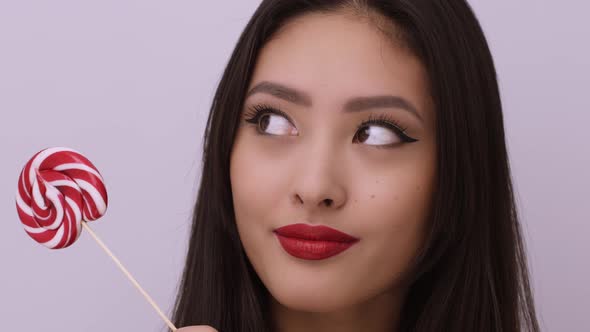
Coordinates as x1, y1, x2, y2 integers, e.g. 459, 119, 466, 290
177, 326, 218, 332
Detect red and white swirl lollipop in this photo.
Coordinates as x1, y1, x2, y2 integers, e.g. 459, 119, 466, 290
16, 147, 108, 249
15, 147, 177, 331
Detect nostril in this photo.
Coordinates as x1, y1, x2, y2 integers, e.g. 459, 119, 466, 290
295, 194, 304, 204
324, 199, 333, 207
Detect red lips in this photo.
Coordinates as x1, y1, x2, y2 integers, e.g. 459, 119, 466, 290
273, 223, 359, 260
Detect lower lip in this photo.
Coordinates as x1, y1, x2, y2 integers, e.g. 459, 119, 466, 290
274, 234, 357, 260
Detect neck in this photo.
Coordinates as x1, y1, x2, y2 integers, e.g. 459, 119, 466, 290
269, 288, 404, 332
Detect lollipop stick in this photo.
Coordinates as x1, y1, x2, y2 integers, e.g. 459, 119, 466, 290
81, 221, 178, 331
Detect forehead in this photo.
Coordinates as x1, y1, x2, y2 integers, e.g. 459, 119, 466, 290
248, 12, 431, 114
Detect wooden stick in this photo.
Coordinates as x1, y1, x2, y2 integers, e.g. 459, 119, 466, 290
81, 221, 178, 331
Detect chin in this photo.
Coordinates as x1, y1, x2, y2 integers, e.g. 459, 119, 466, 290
267, 279, 358, 313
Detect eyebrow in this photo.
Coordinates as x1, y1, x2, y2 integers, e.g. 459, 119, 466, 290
245, 81, 424, 123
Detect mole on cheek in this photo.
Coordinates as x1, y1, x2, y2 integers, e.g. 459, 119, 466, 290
370, 194, 375, 199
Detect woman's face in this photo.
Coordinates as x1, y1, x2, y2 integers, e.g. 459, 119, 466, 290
230, 11, 436, 314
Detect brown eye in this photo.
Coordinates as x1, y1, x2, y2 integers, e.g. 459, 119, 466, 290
259, 114, 269, 131
258, 113, 297, 135
245, 106, 298, 136
354, 125, 403, 146
356, 127, 369, 143
353, 114, 418, 148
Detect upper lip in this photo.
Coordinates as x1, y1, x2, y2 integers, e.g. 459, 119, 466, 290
273, 223, 359, 243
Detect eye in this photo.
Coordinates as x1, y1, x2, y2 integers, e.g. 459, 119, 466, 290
353, 114, 418, 148
243, 104, 419, 148
244, 104, 298, 136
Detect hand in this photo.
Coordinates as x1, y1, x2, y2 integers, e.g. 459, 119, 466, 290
177, 326, 218, 332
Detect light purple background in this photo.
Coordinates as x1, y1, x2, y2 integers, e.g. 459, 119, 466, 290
0, 1, 588, 331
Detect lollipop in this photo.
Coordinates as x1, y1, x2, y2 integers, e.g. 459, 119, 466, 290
16, 147, 178, 331
16, 147, 108, 249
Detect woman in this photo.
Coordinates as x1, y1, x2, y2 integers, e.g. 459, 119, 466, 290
173, 0, 540, 331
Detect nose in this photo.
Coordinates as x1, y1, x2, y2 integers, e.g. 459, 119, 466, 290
292, 142, 347, 212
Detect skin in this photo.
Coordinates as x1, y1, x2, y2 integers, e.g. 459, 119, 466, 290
186, 9, 437, 332
177, 327, 218, 332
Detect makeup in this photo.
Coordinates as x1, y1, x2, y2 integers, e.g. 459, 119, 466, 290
244, 103, 419, 148
273, 223, 359, 260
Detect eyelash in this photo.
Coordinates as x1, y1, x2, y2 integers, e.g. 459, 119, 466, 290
243, 103, 418, 148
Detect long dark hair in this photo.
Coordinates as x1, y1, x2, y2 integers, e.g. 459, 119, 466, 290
171, 1, 540, 331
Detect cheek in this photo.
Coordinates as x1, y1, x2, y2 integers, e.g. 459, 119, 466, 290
354, 164, 435, 285
230, 127, 300, 222
231, 132, 275, 206
366, 173, 433, 230
229, 132, 286, 243
359, 137, 436, 236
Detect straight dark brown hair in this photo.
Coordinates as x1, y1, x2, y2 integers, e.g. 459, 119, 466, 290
171, 0, 540, 331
